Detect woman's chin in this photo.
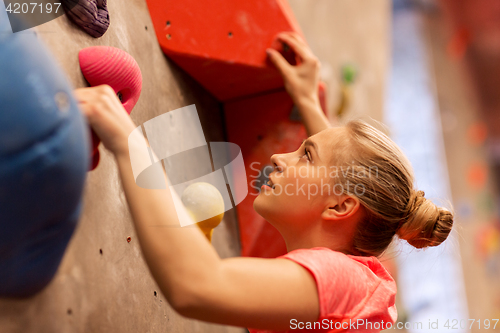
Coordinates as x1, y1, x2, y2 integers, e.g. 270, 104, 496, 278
253, 193, 270, 219
253, 194, 263, 214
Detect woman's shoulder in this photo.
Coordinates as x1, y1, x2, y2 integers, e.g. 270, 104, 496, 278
345, 252, 395, 283
278, 247, 397, 320
279, 247, 395, 286
278, 247, 352, 273
280, 246, 353, 260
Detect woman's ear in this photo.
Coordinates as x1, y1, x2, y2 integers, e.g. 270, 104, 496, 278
321, 195, 361, 221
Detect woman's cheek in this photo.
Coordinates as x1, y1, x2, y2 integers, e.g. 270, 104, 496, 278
272, 177, 305, 200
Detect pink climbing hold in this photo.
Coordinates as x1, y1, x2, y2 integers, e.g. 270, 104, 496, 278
79, 46, 142, 113
79, 46, 143, 170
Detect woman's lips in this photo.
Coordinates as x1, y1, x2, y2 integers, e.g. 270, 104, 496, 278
261, 184, 272, 191
261, 179, 275, 191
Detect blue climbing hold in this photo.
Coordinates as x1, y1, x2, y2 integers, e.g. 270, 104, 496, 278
0, 14, 89, 297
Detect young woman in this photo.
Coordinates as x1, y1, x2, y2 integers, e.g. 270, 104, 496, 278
74, 32, 453, 332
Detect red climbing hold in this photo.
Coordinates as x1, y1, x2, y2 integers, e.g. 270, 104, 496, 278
79, 46, 143, 170
145, 0, 304, 101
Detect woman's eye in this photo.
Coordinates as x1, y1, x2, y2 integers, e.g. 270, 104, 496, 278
302, 148, 311, 161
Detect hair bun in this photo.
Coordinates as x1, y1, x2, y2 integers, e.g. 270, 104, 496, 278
396, 191, 453, 248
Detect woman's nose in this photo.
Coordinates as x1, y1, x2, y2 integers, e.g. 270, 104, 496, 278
270, 154, 285, 172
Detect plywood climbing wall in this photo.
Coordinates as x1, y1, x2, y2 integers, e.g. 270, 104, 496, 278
0, 1, 244, 333
288, 0, 391, 123
0, 0, 393, 332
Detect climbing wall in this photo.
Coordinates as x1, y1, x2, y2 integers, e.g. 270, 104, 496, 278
288, 0, 391, 123
0, 0, 393, 331
0, 1, 243, 333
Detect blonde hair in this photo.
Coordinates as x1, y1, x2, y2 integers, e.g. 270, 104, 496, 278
334, 120, 453, 257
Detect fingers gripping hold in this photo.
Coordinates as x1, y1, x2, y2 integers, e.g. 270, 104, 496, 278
266, 48, 292, 76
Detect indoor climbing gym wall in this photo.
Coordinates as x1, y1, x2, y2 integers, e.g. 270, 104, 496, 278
0, 1, 393, 332
3, 0, 500, 332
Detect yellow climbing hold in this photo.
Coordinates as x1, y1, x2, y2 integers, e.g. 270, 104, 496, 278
181, 182, 224, 242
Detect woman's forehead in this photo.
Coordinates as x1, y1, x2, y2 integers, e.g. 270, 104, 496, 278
312, 127, 351, 162
313, 127, 346, 146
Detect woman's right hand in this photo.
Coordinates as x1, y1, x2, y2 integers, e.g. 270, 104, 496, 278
266, 32, 321, 106
74, 85, 137, 157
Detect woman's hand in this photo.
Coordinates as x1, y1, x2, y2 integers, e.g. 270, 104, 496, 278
74, 85, 137, 156
267, 32, 330, 135
267, 32, 321, 106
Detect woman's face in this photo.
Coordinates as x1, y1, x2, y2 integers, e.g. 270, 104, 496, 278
253, 127, 347, 230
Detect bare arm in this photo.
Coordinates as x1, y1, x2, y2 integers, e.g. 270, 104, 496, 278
294, 94, 331, 137
74, 86, 320, 331
267, 32, 332, 136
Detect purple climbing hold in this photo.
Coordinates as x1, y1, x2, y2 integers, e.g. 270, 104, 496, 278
62, 0, 110, 38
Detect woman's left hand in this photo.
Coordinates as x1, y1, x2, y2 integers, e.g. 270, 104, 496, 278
267, 32, 321, 106
74, 85, 137, 156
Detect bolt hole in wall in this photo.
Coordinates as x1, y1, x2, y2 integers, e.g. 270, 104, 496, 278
166, 34, 171, 40
99, 249, 103, 255
228, 31, 233, 38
